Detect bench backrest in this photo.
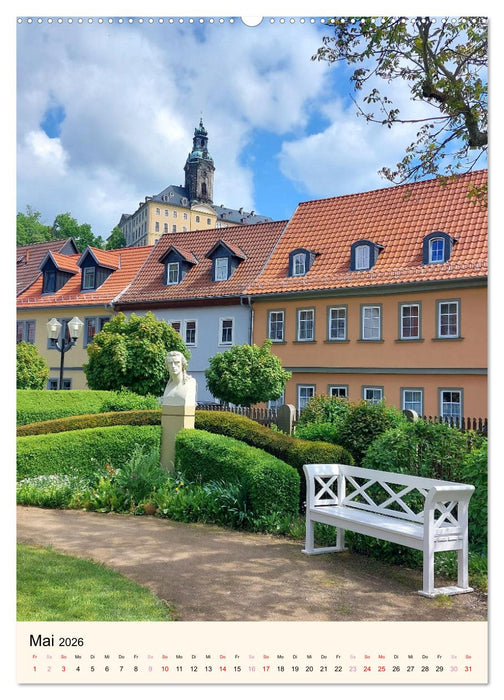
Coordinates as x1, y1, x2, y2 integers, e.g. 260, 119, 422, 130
304, 464, 473, 526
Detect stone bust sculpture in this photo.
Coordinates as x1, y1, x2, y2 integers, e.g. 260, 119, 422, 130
161, 350, 197, 406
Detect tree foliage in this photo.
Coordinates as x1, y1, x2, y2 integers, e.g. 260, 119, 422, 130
16, 342, 50, 389
83, 312, 189, 396
106, 226, 127, 250
205, 340, 292, 407
313, 16, 487, 188
51, 212, 104, 251
16, 207, 52, 246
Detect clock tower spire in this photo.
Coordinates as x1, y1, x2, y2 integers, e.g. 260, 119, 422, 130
184, 118, 215, 204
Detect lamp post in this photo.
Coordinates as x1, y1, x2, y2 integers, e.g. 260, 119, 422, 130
46, 316, 84, 389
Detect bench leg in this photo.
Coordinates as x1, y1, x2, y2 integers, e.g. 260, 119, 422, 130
419, 545, 474, 597
302, 519, 346, 555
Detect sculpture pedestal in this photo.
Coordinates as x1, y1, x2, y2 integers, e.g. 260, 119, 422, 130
160, 404, 196, 471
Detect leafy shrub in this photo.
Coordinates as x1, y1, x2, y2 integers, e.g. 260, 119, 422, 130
460, 439, 488, 554
17, 389, 113, 425
16, 342, 49, 389
175, 429, 300, 519
99, 390, 160, 412
16, 474, 89, 508
16, 425, 161, 480
335, 400, 406, 465
297, 394, 350, 427
194, 410, 353, 502
362, 419, 468, 481
17, 410, 161, 437
294, 422, 340, 444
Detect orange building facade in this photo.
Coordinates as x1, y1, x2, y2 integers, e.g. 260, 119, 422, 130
247, 171, 488, 421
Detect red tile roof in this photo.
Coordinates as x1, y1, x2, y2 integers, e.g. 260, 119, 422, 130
44, 251, 80, 274
116, 220, 288, 305
79, 247, 120, 270
245, 171, 488, 296
17, 246, 153, 308
16, 238, 78, 295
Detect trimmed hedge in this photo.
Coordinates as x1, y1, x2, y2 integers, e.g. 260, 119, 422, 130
17, 410, 162, 437
194, 410, 353, 500
17, 425, 161, 480
17, 390, 115, 425
175, 429, 300, 519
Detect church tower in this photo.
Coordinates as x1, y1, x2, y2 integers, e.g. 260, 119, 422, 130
184, 119, 215, 204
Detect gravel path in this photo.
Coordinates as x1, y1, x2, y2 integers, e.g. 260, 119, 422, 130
17, 506, 487, 622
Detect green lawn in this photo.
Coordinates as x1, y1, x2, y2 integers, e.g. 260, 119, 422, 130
17, 543, 174, 621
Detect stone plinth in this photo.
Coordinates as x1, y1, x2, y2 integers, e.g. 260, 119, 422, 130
161, 403, 196, 471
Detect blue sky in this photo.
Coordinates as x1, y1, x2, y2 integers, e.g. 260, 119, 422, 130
16, 9, 487, 240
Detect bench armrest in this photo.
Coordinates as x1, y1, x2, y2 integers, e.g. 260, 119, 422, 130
303, 464, 343, 509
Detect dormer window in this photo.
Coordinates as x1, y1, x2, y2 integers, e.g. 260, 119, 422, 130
350, 240, 383, 271
288, 248, 316, 277
423, 231, 456, 265
82, 267, 96, 290
205, 240, 246, 282
215, 257, 229, 281
166, 262, 180, 285
159, 245, 197, 286
293, 253, 306, 276
39, 251, 79, 294
355, 245, 370, 270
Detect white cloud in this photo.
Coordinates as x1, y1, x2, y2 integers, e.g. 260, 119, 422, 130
16, 20, 330, 235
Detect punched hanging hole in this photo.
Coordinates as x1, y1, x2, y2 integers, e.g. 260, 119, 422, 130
241, 17, 263, 27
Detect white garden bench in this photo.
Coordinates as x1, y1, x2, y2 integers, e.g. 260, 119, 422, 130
302, 463, 475, 598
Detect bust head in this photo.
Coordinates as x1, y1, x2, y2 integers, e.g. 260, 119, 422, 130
165, 351, 188, 385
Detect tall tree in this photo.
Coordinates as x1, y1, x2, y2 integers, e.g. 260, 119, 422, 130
51, 212, 105, 251
16, 206, 52, 245
106, 226, 127, 250
313, 16, 487, 188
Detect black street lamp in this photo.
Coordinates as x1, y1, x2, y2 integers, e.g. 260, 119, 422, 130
46, 316, 84, 389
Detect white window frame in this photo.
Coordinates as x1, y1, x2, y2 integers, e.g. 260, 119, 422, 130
215, 257, 229, 281
361, 305, 381, 340
355, 244, 370, 270
363, 386, 383, 404
429, 237, 445, 263
268, 310, 285, 342
440, 389, 463, 424
268, 392, 285, 410
166, 262, 179, 285
400, 303, 420, 340
169, 321, 182, 334
292, 252, 306, 277
438, 300, 460, 338
219, 317, 234, 346
328, 385, 348, 399
298, 385, 315, 411
402, 388, 423, 415
297, 308, 315, 341
82, 267, 96, 290
328, 306, 347, 340
184, 320, 197, 346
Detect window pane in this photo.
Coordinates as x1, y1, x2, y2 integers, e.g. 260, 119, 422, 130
329, 386, 347, 398
355, 245, 370, 270
364, 387, 383, 404
298, 310, 314, 340
167, 262, 179, 284
185, 321, 196, 345
269, 311, 284, 341
293, 253, 306, 276
170, 321, 181, 334
439, 302, 459, 337
401, 304, 420, 338
215, 258, 228, 281
362, 306, 380, 339
298, 386, 315, 410
221, 319, 233, 344
403, 390, 422, 414
329, 308, 346, 339
441, 390, 462, 424
430, 238, 445, 263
